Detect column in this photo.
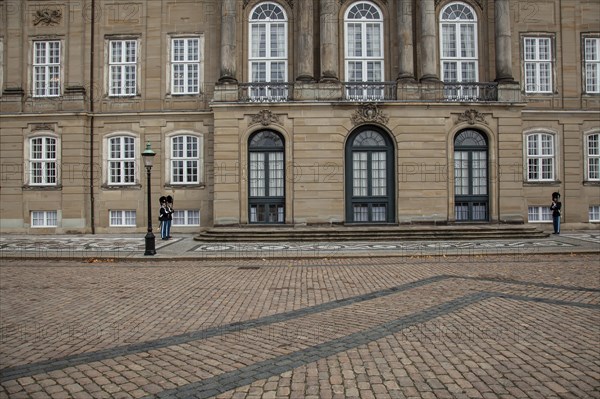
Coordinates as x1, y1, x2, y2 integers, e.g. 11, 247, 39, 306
397, 0, 415, 81
419, 0, 438, 81
494, 0, 514, 82
297, 0, 315, 81
219, 0, 237, 83
320, 0, 339, 81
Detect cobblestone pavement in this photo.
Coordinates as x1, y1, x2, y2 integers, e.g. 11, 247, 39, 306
1, 232, 599, 260
0, 254, 599, 398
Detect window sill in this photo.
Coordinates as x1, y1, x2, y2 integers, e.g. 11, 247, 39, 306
164, 183, 205, 189
523, 181, 562, 186
166, 93, 203, 98
106, 95, 140, 100
101, 184, 142, 190
583, 181, 600, 186
23, 184, 62, 191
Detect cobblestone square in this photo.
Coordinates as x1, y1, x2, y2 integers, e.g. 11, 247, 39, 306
1, 253, 599, 398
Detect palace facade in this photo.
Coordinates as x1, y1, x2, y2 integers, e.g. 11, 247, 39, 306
0, 0, 599, 233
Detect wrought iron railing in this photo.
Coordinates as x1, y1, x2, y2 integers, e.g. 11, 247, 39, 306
239, 82, 292, 102
342, 81, 397, 101
234, 81, 503, 102
443, 82, 498, 102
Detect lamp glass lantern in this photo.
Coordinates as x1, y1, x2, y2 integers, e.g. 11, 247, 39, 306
142, 142, 155, 168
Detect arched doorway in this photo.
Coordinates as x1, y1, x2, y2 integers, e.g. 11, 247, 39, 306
454, 129, 489, 221
345, 127, 395, 223
248, 130, 285, 223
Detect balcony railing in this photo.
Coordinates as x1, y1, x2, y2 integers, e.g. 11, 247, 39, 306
443, 82, 498, 102
342, 81, 397, 101
239, 82, 292, 102
231, 81, 506, 103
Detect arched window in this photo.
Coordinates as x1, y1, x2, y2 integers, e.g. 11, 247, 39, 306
454, 130, 488, 221
248, 131, 285, 223
249, 2, 288, 100
345, 127, 395, 223
440, 2, 478, 99
344, 2, 384, 100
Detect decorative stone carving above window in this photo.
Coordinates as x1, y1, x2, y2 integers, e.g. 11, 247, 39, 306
249, 110, 282, 127
33, 9, 62, 26
351, 104, 389, 126
31, 124, 55, 132
457, 109, 488, 125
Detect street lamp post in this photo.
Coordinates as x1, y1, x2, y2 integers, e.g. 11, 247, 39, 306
142, 142, 156, 255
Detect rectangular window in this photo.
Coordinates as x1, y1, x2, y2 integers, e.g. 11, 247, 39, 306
353, 152, 368, 197
171, 38, 200, 94
526, 133, 555, 181
268, 152, 284, 197
371, 152, 386, 196
249, 152, 265, 197
171, 135, 199, 184
31, 210, 58, 227
33, 41, 61, 97
109, 210, 136, 226
528, 206, 552, 222
30, 137, 57, 185
109, 40, 137, 96
108, 136, 135, 185
590, 205, 600, 222
524, 37, 553, 93
172, 210, 200, 226
584, 37, 600, 94
587, 133, 600, 181
249, 17, 287, 96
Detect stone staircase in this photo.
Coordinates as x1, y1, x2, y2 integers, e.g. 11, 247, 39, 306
194, 224, 549, 242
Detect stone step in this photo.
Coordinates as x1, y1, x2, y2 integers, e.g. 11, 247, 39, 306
194, 225, 549, 242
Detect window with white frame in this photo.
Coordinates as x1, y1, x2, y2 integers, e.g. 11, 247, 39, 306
172, 210, 200, 226
526, 132, 555, 181
109, 210, 137, 226
31, 210, 58, 227
528, 206, 552, 222
109, 39, 137, 96
584, 37, 600, 94
171, 135, 201, 184
440, 2, 478, 97
33, 41, 61, 97
586, 133, 600, 181
249, 2, 288, 100
524, 37, 553, 93
108, 136, 136, 185
29, 136, 58, 185
590, 205, 600, 222
344, 2, 384, 100
0, 40, 4, 97
171, 37, 202, 94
